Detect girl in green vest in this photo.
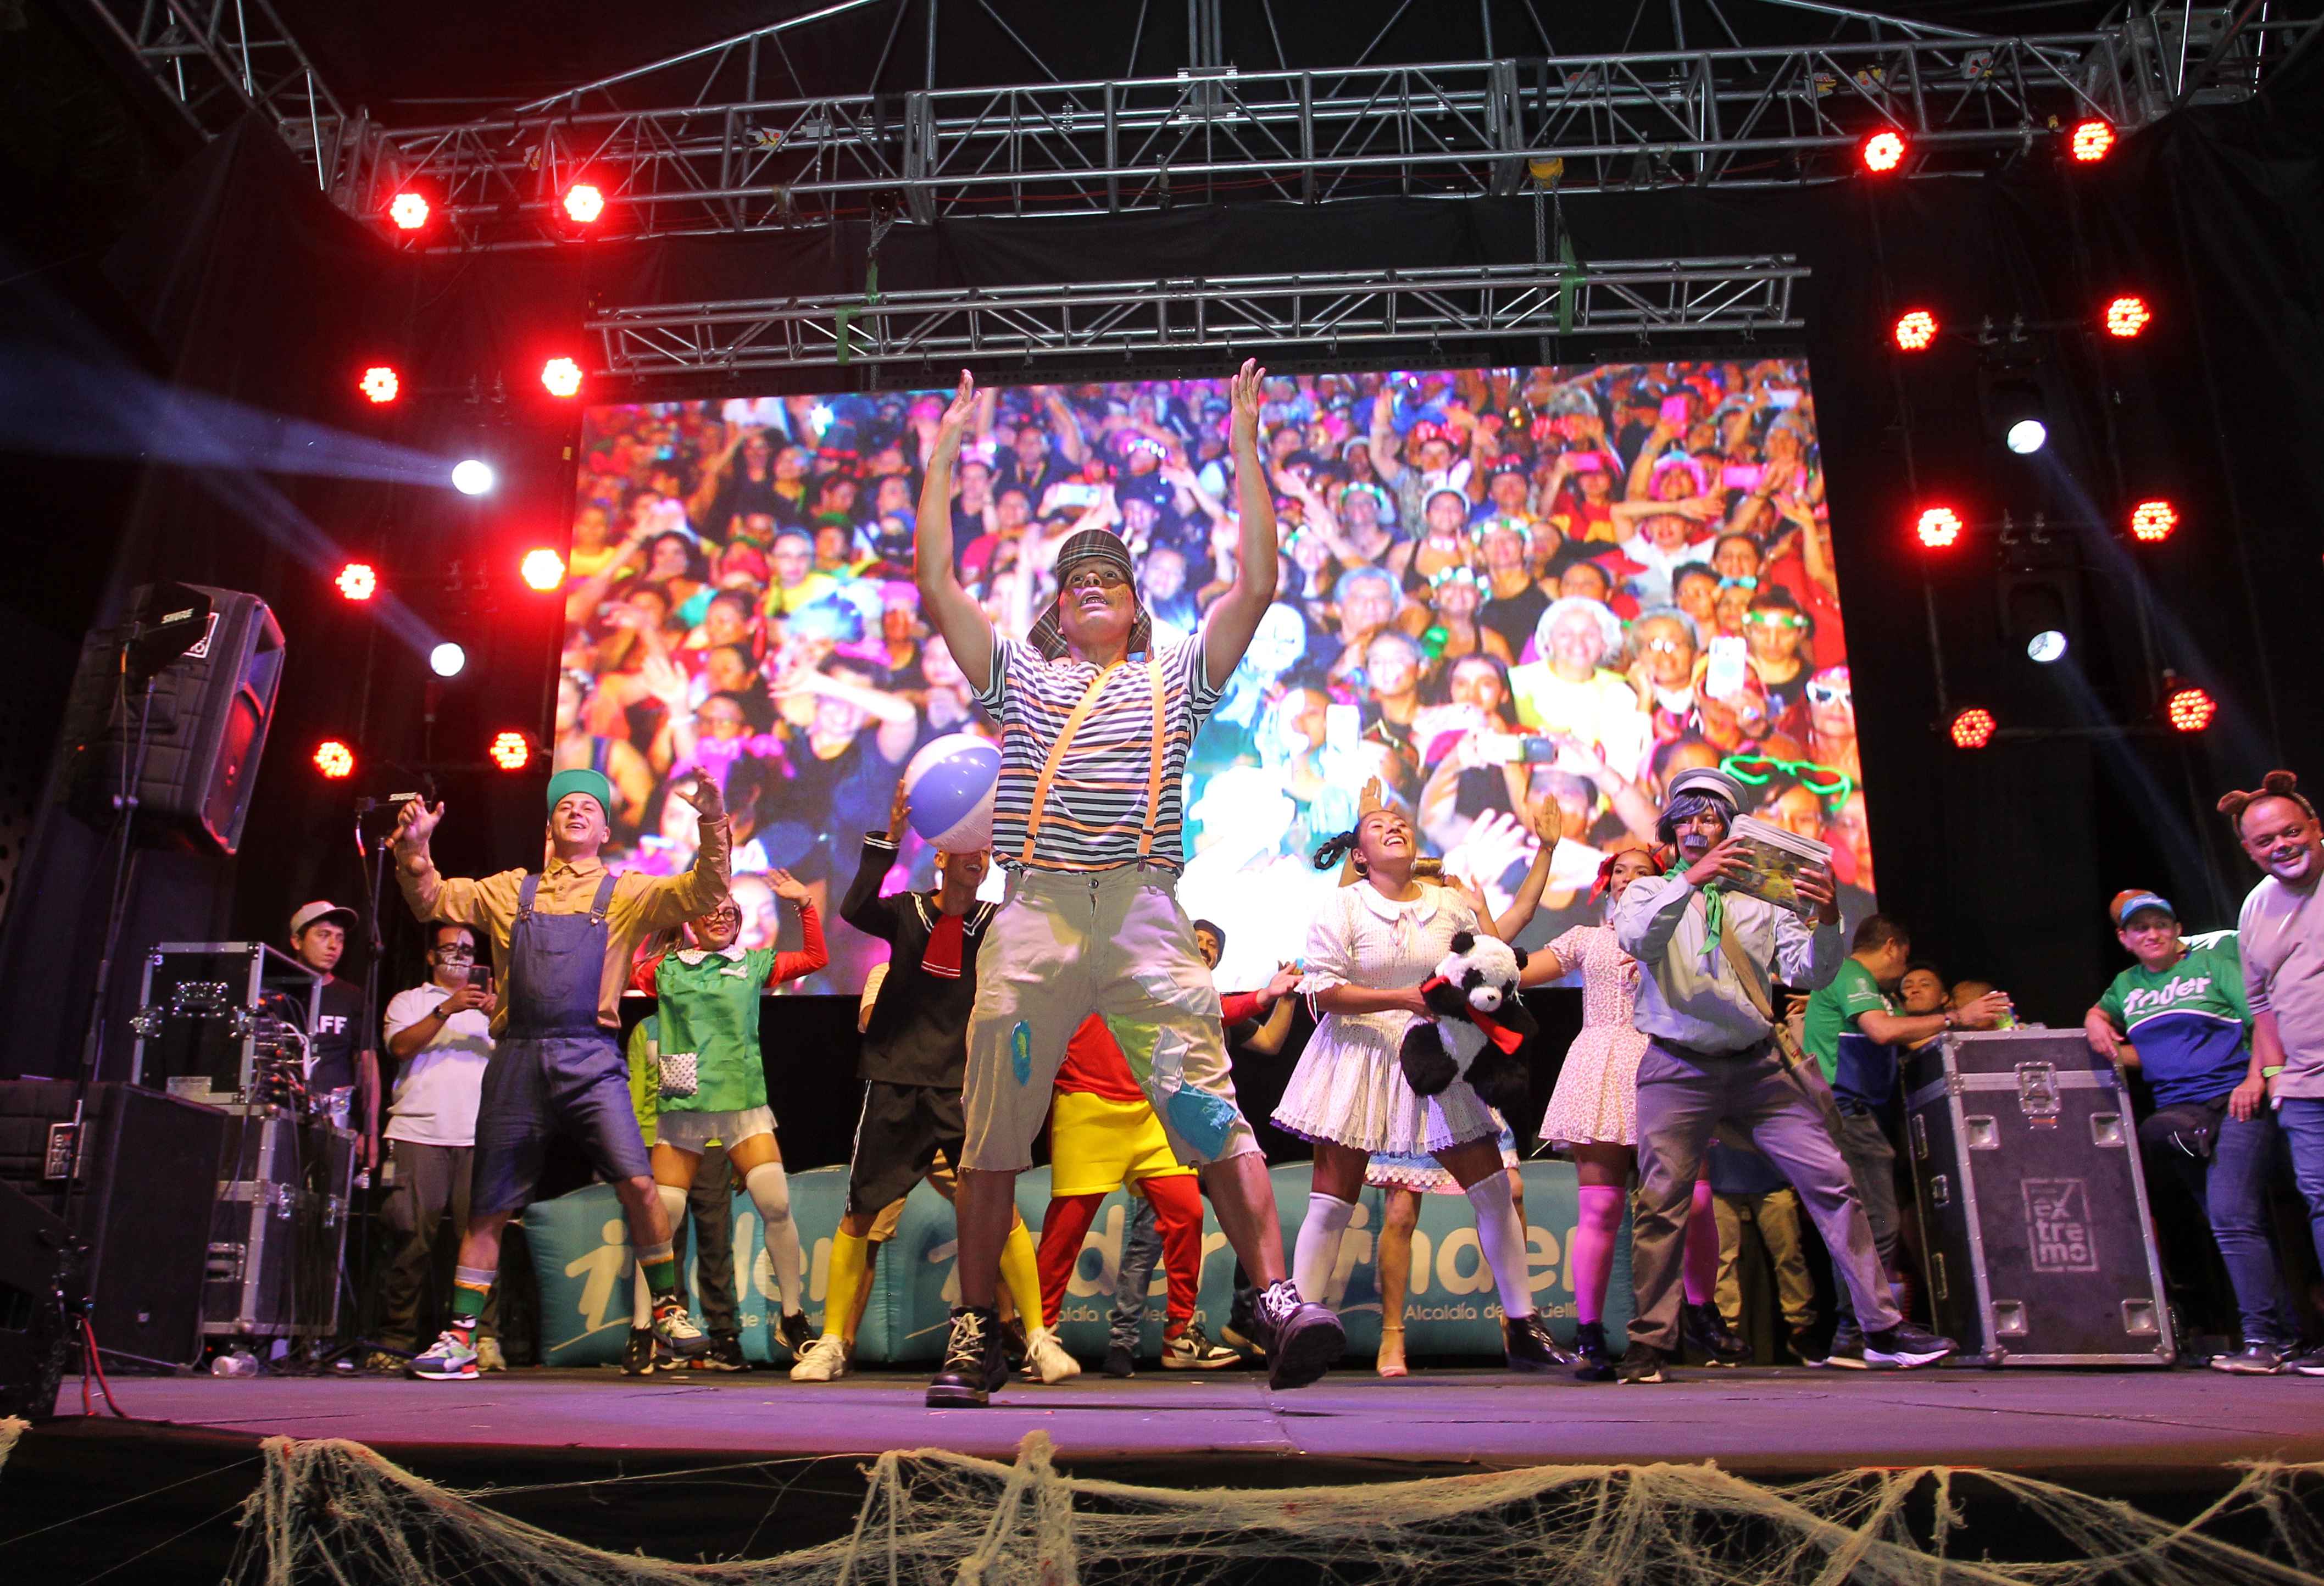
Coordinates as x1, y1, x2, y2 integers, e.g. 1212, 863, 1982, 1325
627, 870, 826, 1361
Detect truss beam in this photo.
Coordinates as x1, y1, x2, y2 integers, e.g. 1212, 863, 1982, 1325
587, 257, 1806, 377
333, 12, 2316, 248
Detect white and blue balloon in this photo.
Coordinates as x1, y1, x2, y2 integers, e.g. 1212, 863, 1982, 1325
903, 733, 1001, 852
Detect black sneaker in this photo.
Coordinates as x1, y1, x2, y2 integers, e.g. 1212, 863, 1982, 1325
1571, 1320, 1616, 1383
1256, 1279, 1345, 1390
1864, 1320, 1956, 1369
1504, 1314, 1581, 1372
1616, 1341, 1666, 1384
1823, 1321, 1866, 1370
1787, 1324, 1829, 1368
926, 1306, 1009, 1407
2290, 1345, 2324, 1377
690, 1332, 748, 1372
1104, 1343, 1137, 1378
620, 1327, 669, 1377
777, 1309, 815, 1360
1682, 1301, 1751, 1366
2210, 1340, 2294, 1375
999, 1314, 1031, 1377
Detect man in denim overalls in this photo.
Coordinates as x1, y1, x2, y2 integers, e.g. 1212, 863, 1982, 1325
390, 767, 731, 1380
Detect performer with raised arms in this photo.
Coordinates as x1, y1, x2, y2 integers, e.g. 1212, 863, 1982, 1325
912, 362, 1346, 1405
389, 767, 729, 1381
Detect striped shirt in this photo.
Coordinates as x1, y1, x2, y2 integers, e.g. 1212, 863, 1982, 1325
978, 629, 1222, 872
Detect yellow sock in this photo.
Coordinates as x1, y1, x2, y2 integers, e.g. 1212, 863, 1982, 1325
998, 1216, 1042, 1329
825, 1227, 870, 1344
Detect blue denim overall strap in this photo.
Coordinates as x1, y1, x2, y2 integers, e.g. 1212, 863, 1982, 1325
503, 870, 620, 1039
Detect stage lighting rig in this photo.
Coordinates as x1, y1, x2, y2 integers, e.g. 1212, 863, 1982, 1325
1949, 707, 1998, 749
1861, 131, 1906, 173
2129, 499, 2178, 543
1892, 309, 1938, 352
2070, 121, 2115, 163
2162, 676, 2217, 733
314, 740, 355, 778
334, 562, 377, 601
451, 459, 497, 496
388, 192, 430, 231
541, 358, 584, 398
562, 183, 605, 225
2104, 296, 2153, 338
2027, 630, 2069, 664
429, 642, 467, 678
521, 548, 566, 590
1914, 505, 1964, 550
488, 731, 532, 771
359, 365, 400, 404
1983, 373, 2049, 455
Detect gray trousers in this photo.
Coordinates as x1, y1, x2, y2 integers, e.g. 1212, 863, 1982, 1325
377, 1139, 499, 1351
1109, 1193, 1165, 1353
1828, 1106, 1901, 1329
676, 1151, 739, 1335
1632, 1039, 1900, 1350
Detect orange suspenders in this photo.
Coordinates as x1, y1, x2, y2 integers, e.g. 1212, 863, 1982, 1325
1018, 659, 1167, 866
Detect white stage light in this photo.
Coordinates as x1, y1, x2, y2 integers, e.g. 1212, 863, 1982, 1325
430, 642, 468, 678
2027, 630, 2069, 664
2005, 419, 2048, 455
452, 459, 497, 496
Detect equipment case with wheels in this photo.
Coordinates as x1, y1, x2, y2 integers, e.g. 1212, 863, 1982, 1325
203, 1105, 357, 1340
1904, 1028, 2174, 1366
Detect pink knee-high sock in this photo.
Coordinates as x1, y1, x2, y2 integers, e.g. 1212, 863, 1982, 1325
1683, 1176, 1717, 1306
1571, 1186, 1626, 1325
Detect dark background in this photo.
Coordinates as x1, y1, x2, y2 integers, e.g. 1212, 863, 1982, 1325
2, 2, 2320, 1172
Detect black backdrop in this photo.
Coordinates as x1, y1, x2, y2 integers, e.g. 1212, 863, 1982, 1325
3, 35, 2321, 1171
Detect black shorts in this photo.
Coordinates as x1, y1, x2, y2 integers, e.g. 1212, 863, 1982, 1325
846, 1081, 965, 1217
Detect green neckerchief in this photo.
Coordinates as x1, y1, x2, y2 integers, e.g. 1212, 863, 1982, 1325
1666, 860, 1726, 954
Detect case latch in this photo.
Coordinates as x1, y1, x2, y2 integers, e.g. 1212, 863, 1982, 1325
2016, 1062, 2060, 1128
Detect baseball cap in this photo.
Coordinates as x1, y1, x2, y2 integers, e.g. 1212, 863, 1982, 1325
2109, 890, 2176, 927
547, 767, 615, 819
290, 900, 357, 938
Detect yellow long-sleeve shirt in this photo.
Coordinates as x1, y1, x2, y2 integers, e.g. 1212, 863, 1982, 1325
393, 819, 731, 1036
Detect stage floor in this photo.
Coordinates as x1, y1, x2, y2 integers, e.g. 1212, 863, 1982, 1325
47, 1361, 2324, 1484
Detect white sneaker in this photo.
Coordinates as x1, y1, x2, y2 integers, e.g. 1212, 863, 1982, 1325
1025, 1326, 1082, 1383
651, 1302, 711, 1357
790, 1334, 852, 1382
405, 1329, 479, 1381
1161, 1322, 1242, 1371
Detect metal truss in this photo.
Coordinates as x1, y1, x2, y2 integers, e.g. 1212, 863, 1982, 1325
331, 8, 2317, 248
587, 257, 1806, 378
79, 0, 352, 190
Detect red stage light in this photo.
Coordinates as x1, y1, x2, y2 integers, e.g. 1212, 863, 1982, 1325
2165, 685, 2217, 733
1949, 708, 1998, 750
388, 192, 430, 231
2130, 499, 2178, 543
335, 562, 377, 601
541, 357, 584, 398
2070, 120, 2115, 163
2104, 295, 2152, 338
1892, 309, 1938, 352
488, 731, 532, 772
521, 548, 567, 590
562, 183, 605, 224
1915, 505, 1964, 549
1861, 131, 1907, 173
359, 365, 400, 404
314, 740, 356, 779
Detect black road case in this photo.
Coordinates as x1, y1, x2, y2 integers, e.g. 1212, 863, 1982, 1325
130, 942, 320, 1095
203, 1106, 357, 1340
1903, 1028, 2175, 1366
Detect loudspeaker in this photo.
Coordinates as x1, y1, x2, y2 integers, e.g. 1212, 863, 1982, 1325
0, 1178, 80, 1420
61, 584, 285, 854
0, 1081, 229, 1366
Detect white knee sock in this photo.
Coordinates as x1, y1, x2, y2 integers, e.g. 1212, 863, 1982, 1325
1466, 1169, 1536, 1321
635, 1184, 691, 1328
743, 1161, 804, 1316
1292, 1193, 1357, 1308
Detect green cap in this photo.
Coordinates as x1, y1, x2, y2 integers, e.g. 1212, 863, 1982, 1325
546, 767, 614, 820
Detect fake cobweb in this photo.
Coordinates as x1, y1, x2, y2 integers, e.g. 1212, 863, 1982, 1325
226, 1431, 2324, 1586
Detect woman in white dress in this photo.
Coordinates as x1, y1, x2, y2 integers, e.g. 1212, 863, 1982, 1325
1274, 808, 1577, 1373
1526, 845, 1745, 1379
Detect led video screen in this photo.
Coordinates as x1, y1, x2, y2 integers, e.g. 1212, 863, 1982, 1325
568, 359, 1871, 994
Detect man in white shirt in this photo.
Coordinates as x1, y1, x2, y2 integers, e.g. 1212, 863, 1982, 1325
370, 923, 501, 1371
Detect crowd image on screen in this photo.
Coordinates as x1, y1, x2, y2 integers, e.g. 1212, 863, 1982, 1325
564, 360, 1873, 991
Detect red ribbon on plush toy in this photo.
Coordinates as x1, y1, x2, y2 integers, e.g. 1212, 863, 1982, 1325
1417, 975, 1526, 1054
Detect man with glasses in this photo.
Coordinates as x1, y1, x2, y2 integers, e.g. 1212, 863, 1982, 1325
372, 923, 502, 1371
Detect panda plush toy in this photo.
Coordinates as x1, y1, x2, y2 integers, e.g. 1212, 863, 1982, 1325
1398, 930, 1536, 1112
